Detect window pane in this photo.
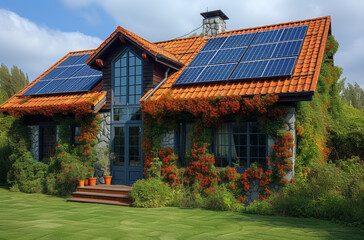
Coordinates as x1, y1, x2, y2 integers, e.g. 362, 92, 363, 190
135, 57, 142, 66
114, 77, 121, 87
115, 68, 121, 77
114, 127, 125, 166
121, 57, 127, 67
136, 75, 142, 85
41, 126, 57, 163
250, 135, 258, 145
114, 59, 121, 68
136, 66, 142, 75
129, 66, 135, 75
115, 87, 120, 96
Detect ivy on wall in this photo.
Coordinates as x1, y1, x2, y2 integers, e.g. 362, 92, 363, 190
141, 94, 294, 200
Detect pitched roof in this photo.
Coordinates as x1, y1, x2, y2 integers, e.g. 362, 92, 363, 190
145, 16, 331, 101
87, 26, 183, 69
0, 50, 107, 115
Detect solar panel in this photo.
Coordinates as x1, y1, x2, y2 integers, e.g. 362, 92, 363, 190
196, 64, 236, 83
252, 29, 283, 45
279, 25, 308, 42
22, 53, 102, 95
189, 51, 217, 67
230, 60, 268, 80
261, 57, 297, 77
201, 36, 228, 51
23, 81, 52, 95
221, 33, 256, 49
174, 25, 308, 86
210, 47, 247, 65
58, 55, 83, 67
271, 40, 303, 58
174, 67, 205, 84
242, 43, 277, 61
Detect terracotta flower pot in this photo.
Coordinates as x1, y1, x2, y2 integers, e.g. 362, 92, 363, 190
78, 180, 85, 187
104, 176, 112, 185
88, 177, 97, 186
84, 179, 89, 186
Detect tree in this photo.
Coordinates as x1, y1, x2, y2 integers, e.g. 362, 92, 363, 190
0, 64, 29, 103
0, 64, 29, 183
339, 79, 364, 109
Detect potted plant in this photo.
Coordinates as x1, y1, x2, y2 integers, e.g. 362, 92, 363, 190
78, 179, 85, 187
95, 146, 113, 185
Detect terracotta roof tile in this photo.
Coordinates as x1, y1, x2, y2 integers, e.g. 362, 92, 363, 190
148, 16, 331, 100
87, 26, 181, 65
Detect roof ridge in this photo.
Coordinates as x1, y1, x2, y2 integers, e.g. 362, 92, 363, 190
69, 49, 96, 55
219, 15, 331, 36
154, 35, 206, 44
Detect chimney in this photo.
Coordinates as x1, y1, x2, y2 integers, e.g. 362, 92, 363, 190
200, 10, 229, 36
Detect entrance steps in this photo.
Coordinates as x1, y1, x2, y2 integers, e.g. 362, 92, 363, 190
67, 184, 133, 206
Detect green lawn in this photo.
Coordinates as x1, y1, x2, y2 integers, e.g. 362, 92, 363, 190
0, 186, 361, 240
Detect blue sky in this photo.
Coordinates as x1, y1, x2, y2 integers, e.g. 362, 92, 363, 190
0, 0, 363, 88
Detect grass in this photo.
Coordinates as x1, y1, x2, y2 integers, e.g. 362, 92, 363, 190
0, 186, 362, 240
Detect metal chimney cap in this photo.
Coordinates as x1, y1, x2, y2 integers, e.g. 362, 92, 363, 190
200, 10, 229, 20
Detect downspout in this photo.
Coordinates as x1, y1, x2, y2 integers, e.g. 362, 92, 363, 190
143, 67, 170, 101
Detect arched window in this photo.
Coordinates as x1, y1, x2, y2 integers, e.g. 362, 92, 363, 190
113, 50, 142, 105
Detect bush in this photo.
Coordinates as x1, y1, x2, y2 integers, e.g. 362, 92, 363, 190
269, 161, 364, 228
241, 199, 275, 215
203, 186, 240, 211
7, 139, 48, 193
45, 142, 91, 196
130, 178, 172, 208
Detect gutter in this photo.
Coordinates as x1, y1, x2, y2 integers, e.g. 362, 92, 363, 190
143, 67, 170, 101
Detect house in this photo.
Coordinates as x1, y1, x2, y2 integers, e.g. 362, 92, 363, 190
0, 11, 331, 189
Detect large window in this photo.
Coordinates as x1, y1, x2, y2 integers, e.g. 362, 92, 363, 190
113, 50, 142, 106
178, 121, 268, 171
215, 122, 267, 170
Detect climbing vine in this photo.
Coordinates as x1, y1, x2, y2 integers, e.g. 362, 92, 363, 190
141, 94, 294, 201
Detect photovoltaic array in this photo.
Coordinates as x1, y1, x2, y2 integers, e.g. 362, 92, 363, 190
174, 25, 308, 85
23, 54, 102, 95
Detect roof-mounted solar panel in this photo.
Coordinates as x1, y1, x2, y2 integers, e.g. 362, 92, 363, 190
252, 29, 284, 45
261, 57, 297, 77
189, 51, 217, 67
221, 33, 256, 49
174, 67, 205, 84
271, 40, 303, 58
58, 55, 83, 67
201, 36, 228, 51
210, 47, 247, 65
196, 63, 236, 83
242, 43, 277, 61
230, 60, 268, 80
22, 53, 102, 96
174, 25, 308, 86
279, 25, 308, 42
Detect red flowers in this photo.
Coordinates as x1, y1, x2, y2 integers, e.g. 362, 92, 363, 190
88, 168, 92, 172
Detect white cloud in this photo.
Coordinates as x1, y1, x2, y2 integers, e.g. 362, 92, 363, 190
0, 9, 102, 81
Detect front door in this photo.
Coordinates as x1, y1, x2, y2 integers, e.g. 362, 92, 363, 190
111, 124, 143, 185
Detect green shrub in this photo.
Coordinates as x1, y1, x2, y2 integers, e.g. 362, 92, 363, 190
179, 187, 204, 208
270, 161, 364, 228
130, 178, 172, 208
242, 199, 275, 215
45, 142, 91, 196
203, 186, 240, 211
7, 139, 48, 193
167, 186, 184, 207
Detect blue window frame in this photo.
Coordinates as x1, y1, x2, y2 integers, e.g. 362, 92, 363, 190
113, 49, 143, 106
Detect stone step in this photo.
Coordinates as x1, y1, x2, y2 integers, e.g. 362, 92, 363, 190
67, 197, 130, 206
